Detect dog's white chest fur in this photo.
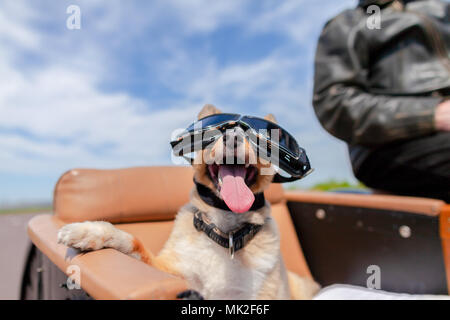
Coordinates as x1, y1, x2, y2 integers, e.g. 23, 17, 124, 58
166, 206, 288, 300
177, 238, 266, 299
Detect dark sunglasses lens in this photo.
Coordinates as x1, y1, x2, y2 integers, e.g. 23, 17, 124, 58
279, 131, 300, 157
243, 117, 300, 157
186, 114, 240, 132
241, 117, 271, 131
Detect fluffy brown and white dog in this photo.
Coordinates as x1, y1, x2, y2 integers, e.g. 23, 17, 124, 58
57, 104, 320, 300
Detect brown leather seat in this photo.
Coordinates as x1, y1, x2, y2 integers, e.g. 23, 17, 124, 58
28, 166, 450, 298
28, 166, 311, 299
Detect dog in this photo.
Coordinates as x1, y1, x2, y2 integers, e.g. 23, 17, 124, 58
57, 104, 320, 300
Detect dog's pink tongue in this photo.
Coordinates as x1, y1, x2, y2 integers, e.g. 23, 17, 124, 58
218, 165, 255, 213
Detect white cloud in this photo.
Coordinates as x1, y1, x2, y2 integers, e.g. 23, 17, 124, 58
248, 0, 354, 43
165, 0, 250, 33
0, 1, 40, 50
0, 0, 359, 204
0, 58, 201, 171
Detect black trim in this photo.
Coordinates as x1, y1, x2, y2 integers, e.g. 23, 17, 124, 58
20, 243, 37, 300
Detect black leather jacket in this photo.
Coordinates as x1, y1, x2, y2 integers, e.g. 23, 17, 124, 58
312, 0, 450, 170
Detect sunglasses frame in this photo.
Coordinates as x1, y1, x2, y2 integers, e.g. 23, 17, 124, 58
170, 113, 313, 182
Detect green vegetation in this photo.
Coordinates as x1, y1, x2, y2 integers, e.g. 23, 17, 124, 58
287, 180, 368, 192
309, 180, 367, 192
0, 205, 53, 215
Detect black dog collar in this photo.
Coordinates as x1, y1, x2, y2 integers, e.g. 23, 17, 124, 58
194, 179, 266, 212
192, 206, 263, 258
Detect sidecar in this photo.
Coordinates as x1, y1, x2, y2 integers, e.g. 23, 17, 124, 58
21, 166, 450, 299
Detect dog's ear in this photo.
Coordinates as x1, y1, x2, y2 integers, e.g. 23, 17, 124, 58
264, 113, 277, 124
198, 104, 222, 120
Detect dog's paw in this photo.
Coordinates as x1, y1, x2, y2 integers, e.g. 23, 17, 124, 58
57, 221, 120, 251
177, 290, 204, 300
287, 271, 321, 300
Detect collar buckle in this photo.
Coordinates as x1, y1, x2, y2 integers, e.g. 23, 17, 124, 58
228, 232, 235, 259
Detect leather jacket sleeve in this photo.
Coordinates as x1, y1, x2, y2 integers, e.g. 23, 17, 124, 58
312, 11, 443, 147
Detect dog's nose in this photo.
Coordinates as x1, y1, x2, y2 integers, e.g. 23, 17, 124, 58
223, 127, 245, 148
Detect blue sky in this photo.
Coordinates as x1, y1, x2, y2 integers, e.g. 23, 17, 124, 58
0, 0, 357, 206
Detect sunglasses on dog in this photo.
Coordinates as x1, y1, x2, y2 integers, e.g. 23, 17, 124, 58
170, 113, 313, 183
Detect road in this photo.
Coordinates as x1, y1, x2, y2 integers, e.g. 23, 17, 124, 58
0, 213, 42, 300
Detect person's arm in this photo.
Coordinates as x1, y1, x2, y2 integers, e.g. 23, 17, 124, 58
435, 100, 450, 131
312, 12, 442, 147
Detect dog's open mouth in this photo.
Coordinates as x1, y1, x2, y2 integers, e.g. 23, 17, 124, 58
207, 163, 258, 213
